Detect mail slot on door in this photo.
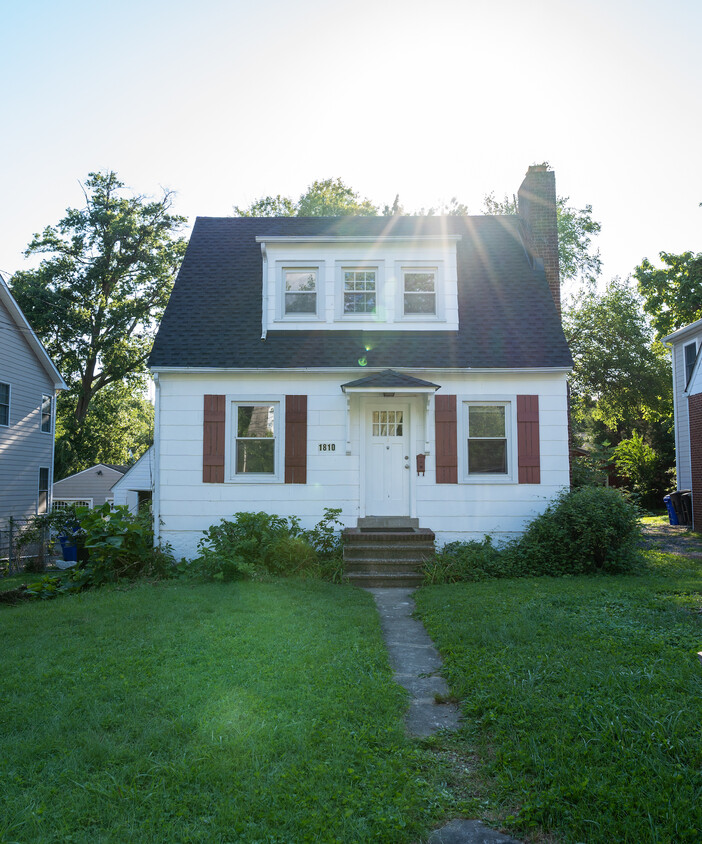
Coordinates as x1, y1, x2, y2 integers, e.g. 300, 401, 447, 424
416, 454, 426, 476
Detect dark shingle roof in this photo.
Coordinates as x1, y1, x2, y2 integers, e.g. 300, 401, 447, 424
148, 216, 572, 370
341, 370, 440, 390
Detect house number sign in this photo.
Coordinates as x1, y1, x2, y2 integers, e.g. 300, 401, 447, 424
318, 443, 336, 452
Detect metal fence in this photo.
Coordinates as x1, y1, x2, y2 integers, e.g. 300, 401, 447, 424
0, 516, 51, 575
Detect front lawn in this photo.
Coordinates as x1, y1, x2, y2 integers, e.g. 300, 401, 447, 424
415, 551, 702, 843
1, 579, 448, 843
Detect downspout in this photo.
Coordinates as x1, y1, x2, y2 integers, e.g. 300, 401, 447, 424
260, 241, 268, 340
152, 372, 161, 546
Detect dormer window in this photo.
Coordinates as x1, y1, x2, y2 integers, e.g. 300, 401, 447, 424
402, 267, 437, 316
285, 268, 317, 315
343, 269, 377, 315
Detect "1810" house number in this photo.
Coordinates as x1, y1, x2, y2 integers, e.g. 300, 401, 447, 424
318, 443, 336, 452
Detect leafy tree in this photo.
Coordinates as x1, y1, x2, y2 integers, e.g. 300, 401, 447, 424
634, 250, 702, 339
482, 192, 602, 283
10, 171, 186, 474
563, 278, 671, 432
235, 178, 378, 217
54, 381, 153, 479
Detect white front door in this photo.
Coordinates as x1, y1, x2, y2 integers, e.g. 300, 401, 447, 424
365, 403, 410, 516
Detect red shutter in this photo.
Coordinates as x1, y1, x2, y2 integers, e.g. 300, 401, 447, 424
517, 395, 540, 484
285, 395, 307, 484
435, 394, 458, 484
203, 395, 225, 483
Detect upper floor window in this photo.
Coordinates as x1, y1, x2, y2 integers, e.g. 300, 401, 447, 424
403, 268, 436, 315
684, 341, 697, 386
284, 268, 317, 315
343, 269, 377, 315
41, 395, 52, 433
0, 382, 9, 426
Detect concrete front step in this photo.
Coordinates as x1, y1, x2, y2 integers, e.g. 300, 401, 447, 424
345, 572, 425, 588
344, 543, 434, 561
345, 559, 426, 574
343, 522, 435, 587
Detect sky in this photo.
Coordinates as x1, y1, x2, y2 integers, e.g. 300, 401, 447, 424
1, 0, 700, 290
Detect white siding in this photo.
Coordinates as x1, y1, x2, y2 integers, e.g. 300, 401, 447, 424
112, 448, 154, 513
155, 370, 570, 558
0, 297, 56, 520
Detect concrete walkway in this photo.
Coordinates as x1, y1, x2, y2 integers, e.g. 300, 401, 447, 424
368, 587, 461, 736
369, 587, 524, 844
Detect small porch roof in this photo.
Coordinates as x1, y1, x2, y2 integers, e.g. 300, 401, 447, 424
340, 369, 440, 394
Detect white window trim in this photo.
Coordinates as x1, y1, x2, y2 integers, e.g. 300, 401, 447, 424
395, 260, 445, 321
275, 261, 324, 322
41, 394, 52, 434
459, 397, 517, 484
53, 497, 94, 510
0, 382, 10, 427
225, 396, 284, 483
334, 260, 385, 321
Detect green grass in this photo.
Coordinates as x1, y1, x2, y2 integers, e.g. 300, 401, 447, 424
1, 579, 450, 843
415, 552, 702, 843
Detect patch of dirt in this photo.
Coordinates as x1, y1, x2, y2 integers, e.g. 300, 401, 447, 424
640, 523, 702, 557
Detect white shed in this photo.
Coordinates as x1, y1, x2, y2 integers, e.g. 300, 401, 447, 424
111, 447, 154, 513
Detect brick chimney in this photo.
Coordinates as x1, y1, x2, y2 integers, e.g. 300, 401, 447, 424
518, 164, 560, 316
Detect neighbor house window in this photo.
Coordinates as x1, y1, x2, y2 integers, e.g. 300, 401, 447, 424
403, 268, 436, 315
466, 404, 509, 475
41, 395, 52, 432
0, 382, 9, 426
234, 403, 278, 475
38, 467, 50, 514
343, 269, 377, 314
684, 342, 697, 386
284, 269, 317, 314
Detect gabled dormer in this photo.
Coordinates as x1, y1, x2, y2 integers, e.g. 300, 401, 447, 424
256, 234, 461, 336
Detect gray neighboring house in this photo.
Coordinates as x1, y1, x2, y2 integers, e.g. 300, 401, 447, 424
52, 464, 129, 510
0, 273, 67, 521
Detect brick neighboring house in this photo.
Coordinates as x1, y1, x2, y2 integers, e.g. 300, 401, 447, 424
664, 321, 702, 528
148, 165, 573, 563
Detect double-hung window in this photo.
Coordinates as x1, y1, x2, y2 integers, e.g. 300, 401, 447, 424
41, 395, 52, 433
38, 467, 50, 514
343, 268, 377, 315
284, 268, 317, 315
232, 401, 279, 478
466, 403, 509, 476
402, 267, 436, 315
0, 382, 9, 426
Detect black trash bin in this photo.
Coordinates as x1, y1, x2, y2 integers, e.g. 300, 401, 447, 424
670, 490, 691, 525
680, 491, 693, 527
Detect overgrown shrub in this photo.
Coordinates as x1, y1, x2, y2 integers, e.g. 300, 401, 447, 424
424, 486, 642, 584
613, 432, 670, 509
192, 508, 344, 581
509, 486, 642, 575
77, 503, 173, 584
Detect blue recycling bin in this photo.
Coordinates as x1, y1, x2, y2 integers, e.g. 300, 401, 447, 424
663, 495, 679, 525
58, 535, 79, 563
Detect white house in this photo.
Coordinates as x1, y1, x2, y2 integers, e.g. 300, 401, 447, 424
0, 273, 66, 522
663, 319, 702, 527
148, 165, 573, 561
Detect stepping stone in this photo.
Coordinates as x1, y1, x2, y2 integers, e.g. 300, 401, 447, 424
428, 819, 523, 843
